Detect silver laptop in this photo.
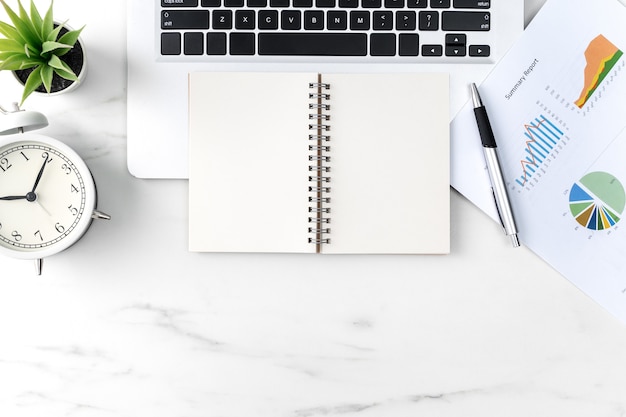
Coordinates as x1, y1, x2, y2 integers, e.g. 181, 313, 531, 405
127, 0, 524, 179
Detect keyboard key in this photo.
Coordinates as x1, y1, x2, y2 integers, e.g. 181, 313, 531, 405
304, 11, 324, 29
201, 0, 221, 6
316, 0, 336, 6
418, 11, 438, 30
373, 11, 393, 30
258, 33, 367, 55
350, 11, 370, 30
430, 0, 450, 7
327, 11, 348, 30
407, 0, 427, 7
339, 0, 359, 7
230, 32, 255, 54
442, 11, 490, 30
235, 10, 256, 29
207, 32, 227, 55
469, 44, 490, 56
213, 10, 233, 29
281, 11, 302, 29
224, 0, 244, 6
370, 33, 395, 56
396, 11, 416, 30
161, 32, 181, 55
453, 0, 490, 8
184, 32, 204, 55
248, 0, 267, 6
422, 44, 442, 56
259, 10, 279, 29
399, 33, 419, 55
293, 0, 313, 6
445, 33, 466, 45
161, 10, 209, 30
162, 0, 198, 6
445, 45, 465, 56
385, 0, 404, 7
270, 0, 290, 6
362, 0, 382, 8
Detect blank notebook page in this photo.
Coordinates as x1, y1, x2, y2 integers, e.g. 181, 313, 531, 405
322, 73, 449, 254
189, 72, 312, 253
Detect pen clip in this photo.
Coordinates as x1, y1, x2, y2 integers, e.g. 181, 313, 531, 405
491, 187, 506, 233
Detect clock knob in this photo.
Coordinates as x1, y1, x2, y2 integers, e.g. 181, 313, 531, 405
0, 103, 49, 135
92, 210, 112, 220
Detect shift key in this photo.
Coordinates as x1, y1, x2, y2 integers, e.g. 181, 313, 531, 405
442, 11, 489, 31
161, 10, 209, 29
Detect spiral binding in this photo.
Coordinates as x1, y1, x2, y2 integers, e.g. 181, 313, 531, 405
308, 77, 331, 250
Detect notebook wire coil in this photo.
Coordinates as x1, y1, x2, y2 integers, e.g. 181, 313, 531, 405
308, 77, 331, 250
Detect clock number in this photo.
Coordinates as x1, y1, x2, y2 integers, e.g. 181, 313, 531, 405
0, 158, 12, 172
11, 231, 22, 241
71, 184, 79, 193
41, 152, 53, 163
35, 230, 43, 241
20, 152, 29, 161
68, 205, 79, 216
61, 163, 72, 175
55, 223, 65, 234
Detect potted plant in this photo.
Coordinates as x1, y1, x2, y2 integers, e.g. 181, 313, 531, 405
0, 0, 85, 105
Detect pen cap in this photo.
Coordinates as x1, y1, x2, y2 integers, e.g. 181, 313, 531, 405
473, 107, 497, 148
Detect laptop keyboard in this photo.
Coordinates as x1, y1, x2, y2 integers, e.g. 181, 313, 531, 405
160, 0, 492, 59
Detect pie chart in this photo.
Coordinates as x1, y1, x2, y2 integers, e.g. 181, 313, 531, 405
569, 171, 625, 230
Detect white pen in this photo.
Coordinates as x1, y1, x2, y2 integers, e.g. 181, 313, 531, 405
470, 83, 520, 247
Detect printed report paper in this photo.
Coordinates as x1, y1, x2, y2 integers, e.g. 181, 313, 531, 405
450, 0, 626, 323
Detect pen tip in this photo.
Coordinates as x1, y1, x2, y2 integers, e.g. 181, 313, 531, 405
470, 83, 482, 108
510, 234, 521, 247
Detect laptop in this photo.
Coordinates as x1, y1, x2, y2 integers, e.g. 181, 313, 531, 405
127, 0, 525, 179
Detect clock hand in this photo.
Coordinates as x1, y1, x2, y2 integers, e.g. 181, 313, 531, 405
31, 157, 48, 193
0, 195, 27, 200
35, 201, 53, 217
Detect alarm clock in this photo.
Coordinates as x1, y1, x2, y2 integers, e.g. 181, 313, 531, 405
0, 104, 109, 274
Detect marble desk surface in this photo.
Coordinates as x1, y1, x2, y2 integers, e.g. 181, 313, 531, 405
2, 1, 626, 416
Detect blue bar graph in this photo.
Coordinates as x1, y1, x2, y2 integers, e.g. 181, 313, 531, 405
515, 115, 565, 187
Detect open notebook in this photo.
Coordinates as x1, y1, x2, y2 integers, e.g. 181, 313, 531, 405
188, 72, 449, 254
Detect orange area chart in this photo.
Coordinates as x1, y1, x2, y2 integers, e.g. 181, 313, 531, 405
575, 34, 623, 108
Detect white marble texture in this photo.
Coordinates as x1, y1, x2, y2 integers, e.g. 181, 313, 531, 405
2, 0, 626, 416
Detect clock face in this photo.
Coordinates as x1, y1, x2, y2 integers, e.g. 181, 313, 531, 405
0, 135, 96, 258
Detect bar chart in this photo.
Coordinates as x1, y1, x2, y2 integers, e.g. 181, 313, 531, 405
514, 114, 565, 187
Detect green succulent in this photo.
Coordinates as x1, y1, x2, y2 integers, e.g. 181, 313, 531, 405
0, 0, 84, 104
